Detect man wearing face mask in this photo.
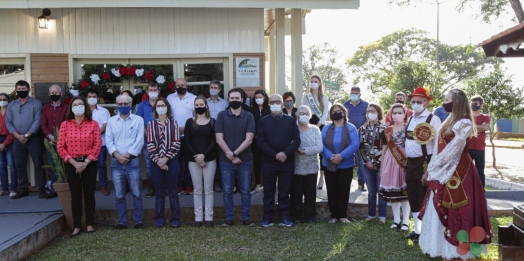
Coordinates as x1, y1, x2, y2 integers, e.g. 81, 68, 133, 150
6, 80, 44, 199
343, 86, 368, 191
87, 90, 111, 196
137, 83, 161, 198
257, 94, 301, 227
468, 95, 490, 188
207, 80, 228, 192
167, 78, 196, 195
404, 87, 441, 243
385, 92, 414, 126
40, 84, 68, 198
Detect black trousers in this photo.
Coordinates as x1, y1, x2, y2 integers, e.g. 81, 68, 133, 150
66, 161, 97, 228
325, 168, 353, 219
469, 149, 486, 188
290, 173, 318, 222
252, 140, 263, 185
262, 162, 294, 221
406, 155, 431, 213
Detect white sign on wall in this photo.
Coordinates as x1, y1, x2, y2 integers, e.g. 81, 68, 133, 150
236, 57, 260, 87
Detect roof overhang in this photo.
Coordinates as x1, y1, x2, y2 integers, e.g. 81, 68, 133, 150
479, 22, 524, 58
0, 0, 360, 9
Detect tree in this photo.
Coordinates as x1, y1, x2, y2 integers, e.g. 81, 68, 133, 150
390, 0, 524, 24
464, 65, 524, 169
302, 43, 348, 104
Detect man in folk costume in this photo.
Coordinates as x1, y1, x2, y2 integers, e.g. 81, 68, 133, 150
404, 86, 441, 243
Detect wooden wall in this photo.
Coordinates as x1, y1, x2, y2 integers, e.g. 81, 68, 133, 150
233, 52, 265, 100
30, 53, 69, 99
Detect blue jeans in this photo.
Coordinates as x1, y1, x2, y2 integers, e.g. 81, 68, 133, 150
151, 157, 181, 227
363, 165, 387, 218
45, 147, 58, 184
141, 142, 153, 189
220, 160, 252, 221
111, 157, 143, 226
98, 146, 108, 188
0, 137, 17, 192
357, 153, 365, 185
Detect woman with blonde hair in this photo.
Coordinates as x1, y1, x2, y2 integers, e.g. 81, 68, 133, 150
418, 89, 492, 259
302, 75, 330, 190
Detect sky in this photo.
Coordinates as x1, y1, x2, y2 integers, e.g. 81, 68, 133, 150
298, 0, 523, 100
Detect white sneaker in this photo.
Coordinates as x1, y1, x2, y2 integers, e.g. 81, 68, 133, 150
10, 191, 17, 197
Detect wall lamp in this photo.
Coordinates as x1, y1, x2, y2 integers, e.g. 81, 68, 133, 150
38, 9, 51, 29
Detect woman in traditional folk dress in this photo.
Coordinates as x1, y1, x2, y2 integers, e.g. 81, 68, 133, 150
419, 89, 493, 259
379, 103, 411, 231
302, 75, 330, 190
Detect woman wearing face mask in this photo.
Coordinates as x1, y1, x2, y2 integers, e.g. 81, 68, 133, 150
379, 103, 411, 231
321, 104, 359, 224
418, 89, 492, 259
250, 89, 270, 193
358, 104, 387, 224
289, 105, 323, 223
185, 96, 217, 227
302, 75, 330, 191
57, 97, 102, 237
0, 93, 17, 197
147, 97, 182, 227
282, 92, 297, 119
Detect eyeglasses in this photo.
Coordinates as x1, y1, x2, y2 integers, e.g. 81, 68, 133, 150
285, 99, 294, 103
332, 110, 343, 114
298, 112, 310, 116
0, 99, 7, 102
366, 110, 377, 113
411, 101, 425, 105
117, 103, 130, 107
269, 101, 282, 105
72, 104, 84, 108
156, 105, 167, 108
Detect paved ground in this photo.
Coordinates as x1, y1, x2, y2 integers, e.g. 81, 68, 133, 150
484, 140, 524, 184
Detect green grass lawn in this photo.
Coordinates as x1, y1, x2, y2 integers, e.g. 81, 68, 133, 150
29, 216, 512, 260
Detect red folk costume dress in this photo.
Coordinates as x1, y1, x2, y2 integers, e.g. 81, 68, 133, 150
418, 119, 493, 259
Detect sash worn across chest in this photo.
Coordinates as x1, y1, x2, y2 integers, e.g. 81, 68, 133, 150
385, 126, 407, 170
307, 93, 323, 119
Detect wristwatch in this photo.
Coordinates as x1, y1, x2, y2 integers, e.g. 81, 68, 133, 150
24, 134, 28, 138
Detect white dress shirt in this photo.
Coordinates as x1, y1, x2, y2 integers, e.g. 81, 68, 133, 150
166, 92, 196, 131
106, 114, 144, 157
405, 108, 442, 158
91, 105, 110, 146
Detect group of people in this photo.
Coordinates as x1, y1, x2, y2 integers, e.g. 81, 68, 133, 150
0, 77, 493, 259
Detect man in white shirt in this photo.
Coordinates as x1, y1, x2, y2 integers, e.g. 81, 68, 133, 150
87, 90, 111, 196
167, 78, 196, 195
404, 87, 442, 243
206, 80, 228, 192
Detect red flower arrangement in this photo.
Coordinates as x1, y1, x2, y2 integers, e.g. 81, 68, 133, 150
102, 72, 111, 81
80, 80, 90, 89
167, 81, 175, 92
144, 71, 154, 82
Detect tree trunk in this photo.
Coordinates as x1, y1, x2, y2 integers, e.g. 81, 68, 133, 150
509, 0, 524, 23
490, 130, 497, 170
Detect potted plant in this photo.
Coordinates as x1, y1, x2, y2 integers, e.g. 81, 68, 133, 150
43, 130, 84, 230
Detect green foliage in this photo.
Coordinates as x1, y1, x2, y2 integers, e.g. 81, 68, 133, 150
42, 130, 66, 183
302, 43, 348, 104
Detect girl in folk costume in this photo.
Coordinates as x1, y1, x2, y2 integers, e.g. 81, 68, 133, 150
419, 89, 493, 259
302, 75, 330, 190
379, 103, 411, 231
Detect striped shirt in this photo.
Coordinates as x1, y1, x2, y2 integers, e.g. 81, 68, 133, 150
147, 118, 181, 163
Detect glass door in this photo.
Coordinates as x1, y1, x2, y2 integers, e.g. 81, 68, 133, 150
177, 58, 228, 99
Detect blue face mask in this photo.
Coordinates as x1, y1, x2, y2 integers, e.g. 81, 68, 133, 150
350, 94, 359, 102
118, 106, 131, 115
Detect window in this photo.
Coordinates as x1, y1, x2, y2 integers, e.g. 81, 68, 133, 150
0, 64, 25, 96
185, 63, 224, 98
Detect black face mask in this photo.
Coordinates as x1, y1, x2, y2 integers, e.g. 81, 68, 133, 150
396, 100, 404, 104
17, 90, 29, 98
471, 104, 480, 111
176, 87, 187, 95
50, 94, 61, 102
195, 107, 207, 115
443, 102, 453, 113
229, 101, 242, 110
331, 112, 343, 121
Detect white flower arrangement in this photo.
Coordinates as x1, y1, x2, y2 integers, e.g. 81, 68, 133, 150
90, 74, 101, 84
69, 90, 79, 97
135, 68, 144, 77
111, 68, 121, 77
156, 75, 166, 84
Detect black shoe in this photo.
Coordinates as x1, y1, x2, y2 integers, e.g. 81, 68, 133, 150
11, 190, 28, 199
205, 221, 214, 227
222, 220, 234, 227
45, 191, 57, 199
405, 231, 420, 240
242, 220, 254, 227
39, 189, 47, 198
358, 184, 367, 191
171, 224, 181, 228
135, 223, 145, 229
214, 184, 222, 192
194, 222, 203, 227
145, 187, 155, 198
115, 224, 128, 230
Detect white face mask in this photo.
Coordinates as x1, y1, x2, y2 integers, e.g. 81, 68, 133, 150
72, 105, 85, 116
156, 107, 168, 116
412, 103, 424, 113
270, 104, 282, 113
310, 82, 319, 90
148, 92, 159, 100
209, 89, 219, 96
299, 115, 309, 124
368, 113, 378, 121
255, 98, 264, 105
87, 98, 98, 106
0, 101, 8, 107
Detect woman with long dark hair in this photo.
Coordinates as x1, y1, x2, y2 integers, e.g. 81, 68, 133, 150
57, 97, 102, 237
251, 89, 270, 193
